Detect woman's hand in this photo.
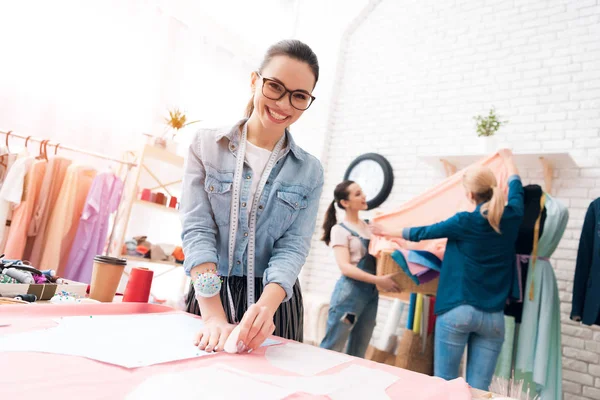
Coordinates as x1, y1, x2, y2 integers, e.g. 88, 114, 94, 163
369, 221, 403, 239
498, 148, 513, 160
376, 273, 402, 292
193, 316, 236, 353
237, 304, 276, 352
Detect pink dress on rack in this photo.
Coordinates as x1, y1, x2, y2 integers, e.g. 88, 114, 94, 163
24, 156, 72, 266
4, 159, 47, 260
39, 164, 96, 276
63, 173, 123, 283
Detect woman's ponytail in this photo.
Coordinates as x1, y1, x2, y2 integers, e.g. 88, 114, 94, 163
321, 200, 337, 246
464, 166, 506, 234
481, 186, 505, 234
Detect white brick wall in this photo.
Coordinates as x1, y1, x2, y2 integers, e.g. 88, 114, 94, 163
303, 0, 600, 398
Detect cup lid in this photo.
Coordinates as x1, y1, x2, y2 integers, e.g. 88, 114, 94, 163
93, 255, 127, 266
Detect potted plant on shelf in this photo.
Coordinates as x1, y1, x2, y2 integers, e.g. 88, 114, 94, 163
154, 108, 201, 153
473, 107, 508, 154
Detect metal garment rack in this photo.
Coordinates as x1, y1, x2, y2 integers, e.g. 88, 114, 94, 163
0, 130, 138, 168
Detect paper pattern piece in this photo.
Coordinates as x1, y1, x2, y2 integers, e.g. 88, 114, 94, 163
220, 363, 398, 397
329, 365, 399, 400
264, 341, 351, 376
0, 313, 279, 368
127, 365, 293, 400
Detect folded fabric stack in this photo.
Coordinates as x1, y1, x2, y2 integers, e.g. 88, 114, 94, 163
391, 249, 442, 285
122, 236, 184, 264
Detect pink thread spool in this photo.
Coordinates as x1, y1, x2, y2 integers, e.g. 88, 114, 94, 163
140, 188, 151, 201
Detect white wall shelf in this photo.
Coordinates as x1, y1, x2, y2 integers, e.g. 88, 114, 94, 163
419, 152, 579, 195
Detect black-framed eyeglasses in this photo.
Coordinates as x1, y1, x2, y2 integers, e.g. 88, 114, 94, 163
257, 73, 316, 111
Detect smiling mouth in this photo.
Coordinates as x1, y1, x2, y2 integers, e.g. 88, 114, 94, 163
266, 106, 290, 123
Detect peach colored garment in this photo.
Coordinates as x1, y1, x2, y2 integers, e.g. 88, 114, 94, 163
3, 159, 47, 260
370, 153, 509, 258
24, 156, 72, 265
0, 304, 473, 400
39, 164, 96, 276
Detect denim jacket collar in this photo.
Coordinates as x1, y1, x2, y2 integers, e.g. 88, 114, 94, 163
215, 118, 305, 161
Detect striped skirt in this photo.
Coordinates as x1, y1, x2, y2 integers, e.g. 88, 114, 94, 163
185, 276, 304, 342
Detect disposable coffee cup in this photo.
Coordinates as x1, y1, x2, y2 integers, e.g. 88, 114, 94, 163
89, 256, 127, 302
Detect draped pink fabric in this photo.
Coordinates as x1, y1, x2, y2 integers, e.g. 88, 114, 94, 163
370, 153, 510, 258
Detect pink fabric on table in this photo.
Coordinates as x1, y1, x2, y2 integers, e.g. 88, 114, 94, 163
0, 304, 473, 400
370, 152, 509, 258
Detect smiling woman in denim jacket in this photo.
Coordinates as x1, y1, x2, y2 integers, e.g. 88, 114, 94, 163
371, 149, 524, 390
181, 40, 324, 354
319, 180, 400, 358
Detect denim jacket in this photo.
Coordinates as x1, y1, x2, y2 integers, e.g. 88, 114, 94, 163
180, 119, 324, 301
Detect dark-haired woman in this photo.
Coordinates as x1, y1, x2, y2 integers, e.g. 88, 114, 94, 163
181, 40, 324, 353
319, 180, 399, 358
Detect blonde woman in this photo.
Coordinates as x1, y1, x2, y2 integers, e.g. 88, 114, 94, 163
371, 149, 523, 390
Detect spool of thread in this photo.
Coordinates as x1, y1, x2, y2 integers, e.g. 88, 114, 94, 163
140, 188, 151, 201
33, 274, 48, 284
13, 294, 37, 302
149, 193, 157, 203
155, 192, 166, 206
169, 196, 178, 208
41, 269, 56, 278
3, 268, 34, 284
123, 267, 154, 303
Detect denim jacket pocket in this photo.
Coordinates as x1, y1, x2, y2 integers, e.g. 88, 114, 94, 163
204, 174, 233, 226
268, 189, 308, 239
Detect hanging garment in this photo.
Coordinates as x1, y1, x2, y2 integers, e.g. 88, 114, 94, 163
0, 152, 18, 187
504, 184, 547, 323
0, 156, 34, 251
571, 197, 600, 326
4, 159, 47, 260
513, 193, 567, 400
493, 315, 516, 380
39, 164, 96, 276
63, 173, 123, 283
370, 152, 509, 258
23, 156, 72, 265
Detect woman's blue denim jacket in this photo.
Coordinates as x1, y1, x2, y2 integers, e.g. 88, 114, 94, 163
180, 119, 324, 301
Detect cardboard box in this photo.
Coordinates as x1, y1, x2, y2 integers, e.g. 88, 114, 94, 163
0, 279, 87, 301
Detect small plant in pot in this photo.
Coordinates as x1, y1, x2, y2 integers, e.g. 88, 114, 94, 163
154, 108, 201, 152
473, 107, 508, 154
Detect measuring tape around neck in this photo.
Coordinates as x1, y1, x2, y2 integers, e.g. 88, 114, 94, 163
226, 123, 286, 322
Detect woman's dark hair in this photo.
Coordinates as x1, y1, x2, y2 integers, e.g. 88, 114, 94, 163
321, 180, 355, 246
245, 39, 319, 118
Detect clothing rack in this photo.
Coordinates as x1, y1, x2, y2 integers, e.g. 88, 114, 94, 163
0, 130, 138, 168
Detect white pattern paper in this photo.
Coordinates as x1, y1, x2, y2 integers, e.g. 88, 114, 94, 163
127, 365, 292, 400
264, 341, 351, 375
220, 363, 398, 397
0, 313, 279, 368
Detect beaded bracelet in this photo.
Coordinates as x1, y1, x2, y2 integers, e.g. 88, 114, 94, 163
193, 270, 222, 298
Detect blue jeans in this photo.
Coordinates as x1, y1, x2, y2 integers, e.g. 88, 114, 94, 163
435, 305, 505, 390
320, 276, 379, 358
